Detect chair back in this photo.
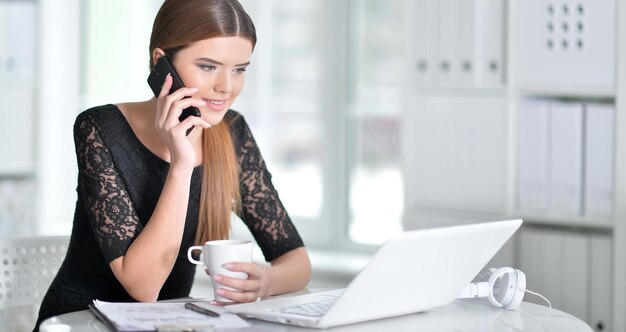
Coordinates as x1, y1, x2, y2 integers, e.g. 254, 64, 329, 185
0, 236, 69, 331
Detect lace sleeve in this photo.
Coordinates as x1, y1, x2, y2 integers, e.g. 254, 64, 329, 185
74, 113, 143, 263
234, 117, 305, 262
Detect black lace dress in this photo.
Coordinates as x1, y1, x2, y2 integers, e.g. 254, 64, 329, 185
34, 105, 304, 329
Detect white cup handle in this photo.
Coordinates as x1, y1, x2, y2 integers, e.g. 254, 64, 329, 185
187, 246, 204, 265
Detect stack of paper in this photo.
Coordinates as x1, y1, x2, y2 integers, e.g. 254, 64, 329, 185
90, 300, 250, 332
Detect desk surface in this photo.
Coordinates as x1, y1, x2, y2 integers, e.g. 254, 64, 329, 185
41, 298, 592, 332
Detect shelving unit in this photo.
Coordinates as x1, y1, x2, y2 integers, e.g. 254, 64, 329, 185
510, 1, 617, 330
403, 0, 622, 331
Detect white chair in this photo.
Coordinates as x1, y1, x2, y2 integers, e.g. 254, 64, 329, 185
0, 236, 69, 331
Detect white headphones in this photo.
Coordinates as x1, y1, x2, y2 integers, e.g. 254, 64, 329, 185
457, 267, 526, 310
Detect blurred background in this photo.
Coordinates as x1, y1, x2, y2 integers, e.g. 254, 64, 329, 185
0, 0, 624, 331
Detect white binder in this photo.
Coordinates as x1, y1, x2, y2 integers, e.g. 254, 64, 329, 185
548, 101, 584, 216
477, 0, 505, 87
423, 0, 440, 86
456, 0, 476, 86
584, 102, 615, 218
560, 233, 590, 321
517, 98, 550, 213
590, 235, 612, 332
434, 0, 453, 86
411, 0, 431, 86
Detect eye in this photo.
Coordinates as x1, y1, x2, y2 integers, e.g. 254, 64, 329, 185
234, 67, 247, 74
198, 64, 217, 71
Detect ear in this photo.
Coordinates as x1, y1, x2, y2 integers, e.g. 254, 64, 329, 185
151, 48, 167, 67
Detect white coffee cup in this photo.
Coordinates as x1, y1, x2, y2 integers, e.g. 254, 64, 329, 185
187, 239, 253, 302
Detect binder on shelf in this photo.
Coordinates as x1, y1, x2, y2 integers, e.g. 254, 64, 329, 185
456, 0, 476, 86
423, 0, 440, 86
412, 0, 431, 86
548, 100, 584, 217
434, 0, 453, 86
446, 0, 462, 86
584, 102, 615, 218
589, 235, 612, 332
560, 233, 590, 321
477, 0, 505, 87
519, 229, 563, 307
517, 98, 550, 213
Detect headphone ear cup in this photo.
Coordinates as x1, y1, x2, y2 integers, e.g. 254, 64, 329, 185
487, 267, 526, 310
506, 269, 526, 310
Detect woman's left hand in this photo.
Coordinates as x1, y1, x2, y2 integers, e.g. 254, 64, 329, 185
209, 262, 271, 305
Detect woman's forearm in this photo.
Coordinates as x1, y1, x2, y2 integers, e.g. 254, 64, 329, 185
267, 247, 312, 296
110, 166, 194, 301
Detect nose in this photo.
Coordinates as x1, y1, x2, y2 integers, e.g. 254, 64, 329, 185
213, 71, 232, 94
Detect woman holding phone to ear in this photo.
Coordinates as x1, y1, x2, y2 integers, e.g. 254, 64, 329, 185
34, 0, 311, 329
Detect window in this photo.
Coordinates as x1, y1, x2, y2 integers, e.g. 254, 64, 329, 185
238, 0, 407, 247
347, 0, 406, 245
237, 0, 326, 224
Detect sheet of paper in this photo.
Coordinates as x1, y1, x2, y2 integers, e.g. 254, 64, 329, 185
93, 300, 250, 331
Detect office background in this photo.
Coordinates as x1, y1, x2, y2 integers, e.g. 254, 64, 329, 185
0, 0, 623, 331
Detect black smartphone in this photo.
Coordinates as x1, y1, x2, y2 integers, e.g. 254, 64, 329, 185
147, 56, 202, 124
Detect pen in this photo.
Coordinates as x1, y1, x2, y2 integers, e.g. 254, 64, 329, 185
184, 302, 221, 317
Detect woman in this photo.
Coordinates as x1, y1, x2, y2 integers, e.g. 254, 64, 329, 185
34, 0, 311, 329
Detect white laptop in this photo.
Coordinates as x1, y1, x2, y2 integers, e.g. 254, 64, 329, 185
227, 219, 523, 328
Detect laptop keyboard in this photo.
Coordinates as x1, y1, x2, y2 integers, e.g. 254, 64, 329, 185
269, 299, 337, 317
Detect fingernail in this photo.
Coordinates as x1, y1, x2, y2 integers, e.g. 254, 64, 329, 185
217, 289, 225, 295
190, 87, 199, 92
226, 263, 234, 269
214, 275, 222, 282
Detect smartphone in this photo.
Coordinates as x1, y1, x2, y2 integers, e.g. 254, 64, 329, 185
147, 56, 202, 123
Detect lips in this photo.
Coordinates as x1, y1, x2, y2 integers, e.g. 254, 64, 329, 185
203, 98, 227, 112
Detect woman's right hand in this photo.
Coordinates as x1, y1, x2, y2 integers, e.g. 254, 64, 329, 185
154, 73, 210, 170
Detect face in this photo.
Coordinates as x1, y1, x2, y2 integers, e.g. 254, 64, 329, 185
163, 36, 253, 125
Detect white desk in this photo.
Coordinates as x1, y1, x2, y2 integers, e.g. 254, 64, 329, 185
41, 298, 591, 332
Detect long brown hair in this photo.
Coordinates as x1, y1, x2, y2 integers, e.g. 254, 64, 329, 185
149, 0, 256, 245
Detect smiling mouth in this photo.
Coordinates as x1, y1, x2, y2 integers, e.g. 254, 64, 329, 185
204, 99, 225, 105
203, 98, 228, 112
